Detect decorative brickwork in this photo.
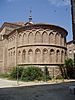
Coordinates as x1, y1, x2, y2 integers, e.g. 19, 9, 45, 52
0, 22, 68, 74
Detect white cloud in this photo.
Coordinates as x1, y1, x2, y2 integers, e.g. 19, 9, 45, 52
48, 0, 70, 6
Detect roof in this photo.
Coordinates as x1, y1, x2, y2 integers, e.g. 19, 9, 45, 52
33, 23, 68, 34
0, 22, 25, 32
7, 22, 68, 37
67, 40, 75, 44
67, 40, 73, 44
0, 22, 68, 37
13, 22, 25, 26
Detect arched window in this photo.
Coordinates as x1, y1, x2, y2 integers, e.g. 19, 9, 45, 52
13, 51, 15, 55
43, 48, 48, 63
35, 31, 41, 43
55, 33, 60, 45
9, 52, 10, 57
56, 50, 60, 62
50, 49, 55, 63
18, 33, 22, 46
22, 49, 26, 63
65, 51, 67, 59
64, 37, 66, 46
11, 51, 12, 56
23, 33, 27, 44
49, 32, 54, 44
42, 32, 48, 43
13, 51, 15, 64
10, 51, 13, 64
9, 52, 10, 61
28, 32, 34, 44
61, 50, 64, 63
28, 49, 33, 63
35, 48, 41, 63
60, 35, 64, 46
18, 50, 21, 63
18, 50, 21, 56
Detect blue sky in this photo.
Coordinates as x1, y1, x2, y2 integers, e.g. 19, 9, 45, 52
0, 0, 72, 41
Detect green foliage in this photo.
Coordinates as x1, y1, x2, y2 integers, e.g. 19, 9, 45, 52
10, 66, 24, 79
59, 65, 67, 79
65, 58, 73, 68
9, 66, 51, 81
43, 66, 51, 81
44, 66, 49, 76
64, 58, 74, 79
55, 75, 63, 79
21, 66, 43, 81
0, 73, 9, 78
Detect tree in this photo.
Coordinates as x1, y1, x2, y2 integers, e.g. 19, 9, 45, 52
64, 58, 73, 79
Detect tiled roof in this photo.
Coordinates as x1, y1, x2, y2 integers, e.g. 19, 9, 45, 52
13, 22, 25, 26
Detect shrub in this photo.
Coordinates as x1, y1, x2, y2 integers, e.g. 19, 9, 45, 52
9, 66, 24, 79
59, 65, 67, 79
21, 66, 43, 81
9, 66, 51, 81
0, 73, 9, 78
64, 58, 74, 79
55, 75, 63, 79
43, 66, 51, 81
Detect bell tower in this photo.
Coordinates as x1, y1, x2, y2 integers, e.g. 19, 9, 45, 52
29, 10, 32, 22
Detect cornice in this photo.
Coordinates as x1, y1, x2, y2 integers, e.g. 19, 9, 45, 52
7, 23, 68, 37
17, 44, 67, 50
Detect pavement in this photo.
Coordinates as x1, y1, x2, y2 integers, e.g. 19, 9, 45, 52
0, 78, 75, 100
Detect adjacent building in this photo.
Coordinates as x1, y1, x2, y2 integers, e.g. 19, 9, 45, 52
71, 0, 75, 41
67, 0, 75, 64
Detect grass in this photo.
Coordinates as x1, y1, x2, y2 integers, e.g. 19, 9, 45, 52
0, 73, 9, 79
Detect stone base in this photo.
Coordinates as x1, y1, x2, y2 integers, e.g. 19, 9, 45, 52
38, 65, 62, 78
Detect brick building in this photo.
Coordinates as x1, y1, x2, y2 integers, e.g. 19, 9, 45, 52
0, 20, 68, 74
